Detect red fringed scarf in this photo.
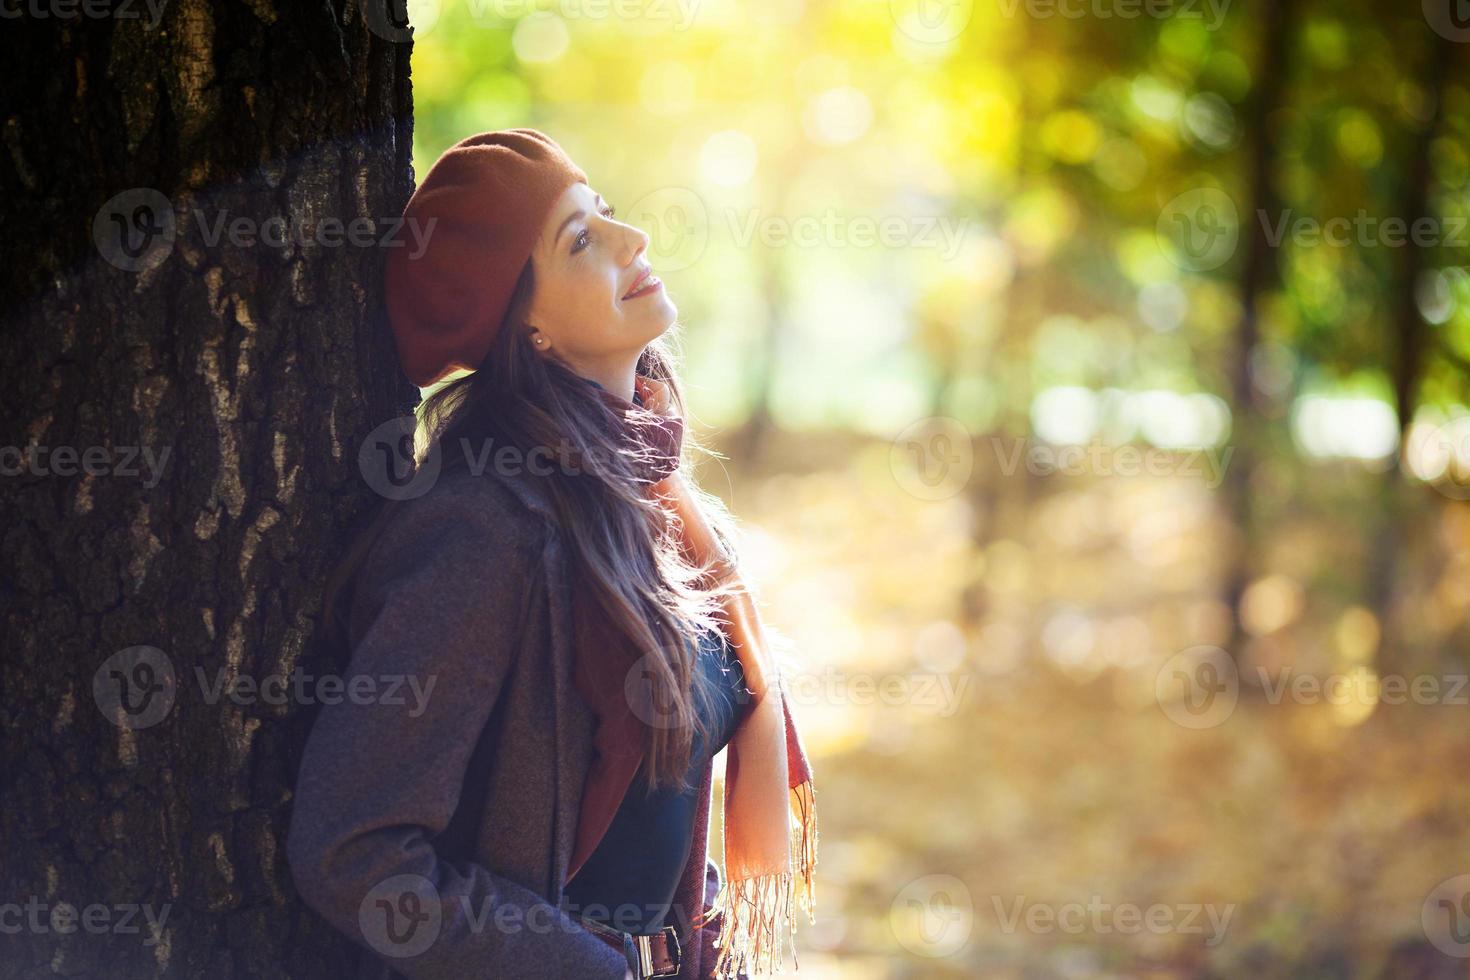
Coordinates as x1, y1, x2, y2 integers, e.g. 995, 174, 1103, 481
565, 374, 818, 978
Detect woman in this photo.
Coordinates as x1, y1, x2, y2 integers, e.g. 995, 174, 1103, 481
286, 129, 816, 980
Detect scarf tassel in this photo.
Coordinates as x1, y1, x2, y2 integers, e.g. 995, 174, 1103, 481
702, 779, 819, 979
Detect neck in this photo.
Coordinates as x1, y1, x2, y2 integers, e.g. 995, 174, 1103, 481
574, 359, 639, 406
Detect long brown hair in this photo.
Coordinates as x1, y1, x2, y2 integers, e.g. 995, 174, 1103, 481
321, 259, 745, 791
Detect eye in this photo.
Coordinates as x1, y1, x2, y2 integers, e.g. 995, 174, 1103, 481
572, 204, 618, 254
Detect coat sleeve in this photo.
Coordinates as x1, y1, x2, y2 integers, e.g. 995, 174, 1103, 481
286, 486, 628, 980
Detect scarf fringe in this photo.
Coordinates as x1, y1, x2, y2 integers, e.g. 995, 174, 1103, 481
701, 780, 819, 978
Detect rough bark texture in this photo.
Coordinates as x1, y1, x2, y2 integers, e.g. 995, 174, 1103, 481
0, 2, 415, 976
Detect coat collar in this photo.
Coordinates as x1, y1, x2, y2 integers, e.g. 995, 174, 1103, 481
490, 460, 556, 523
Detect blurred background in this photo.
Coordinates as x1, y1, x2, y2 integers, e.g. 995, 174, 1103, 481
408, 1, 1470, 976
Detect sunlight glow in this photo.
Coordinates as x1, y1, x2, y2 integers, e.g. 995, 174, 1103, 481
1290, 395, 1399, 461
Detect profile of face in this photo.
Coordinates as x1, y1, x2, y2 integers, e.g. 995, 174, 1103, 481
524, 182, 677, 375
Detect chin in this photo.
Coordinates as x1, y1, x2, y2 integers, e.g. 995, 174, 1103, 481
645, 296, 679, 332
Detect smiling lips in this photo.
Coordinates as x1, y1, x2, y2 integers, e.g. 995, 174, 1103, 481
622, 268, 662, 301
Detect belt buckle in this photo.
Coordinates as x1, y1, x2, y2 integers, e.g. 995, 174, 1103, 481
634, 926, 681, 978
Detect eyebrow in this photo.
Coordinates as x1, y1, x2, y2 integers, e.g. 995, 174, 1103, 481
554, 193, 606, 247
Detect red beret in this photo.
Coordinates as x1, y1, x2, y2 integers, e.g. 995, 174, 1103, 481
384, 129, 588, 387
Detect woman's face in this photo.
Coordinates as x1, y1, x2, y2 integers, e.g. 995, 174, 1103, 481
524, 182, 677, 371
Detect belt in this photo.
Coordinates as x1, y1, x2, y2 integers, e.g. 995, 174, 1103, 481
570, 911, 682, 978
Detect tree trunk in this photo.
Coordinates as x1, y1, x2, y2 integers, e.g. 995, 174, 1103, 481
1220, 0, 1292, 669
1366, 27, 1453, 673
0, 3, 414, 977
736, 242, 787, 468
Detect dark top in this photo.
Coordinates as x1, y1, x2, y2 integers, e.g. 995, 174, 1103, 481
561, 626, 749, 934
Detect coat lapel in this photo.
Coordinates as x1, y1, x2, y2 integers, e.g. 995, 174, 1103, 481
481, 451, 723, 977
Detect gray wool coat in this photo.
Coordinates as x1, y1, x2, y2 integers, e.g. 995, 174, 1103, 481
286, 462, 731, 980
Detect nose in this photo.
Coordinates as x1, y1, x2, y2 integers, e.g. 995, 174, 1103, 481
619, 219, 650, 265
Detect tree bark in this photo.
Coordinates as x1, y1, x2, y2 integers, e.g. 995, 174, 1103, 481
0, 2, 414, 976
